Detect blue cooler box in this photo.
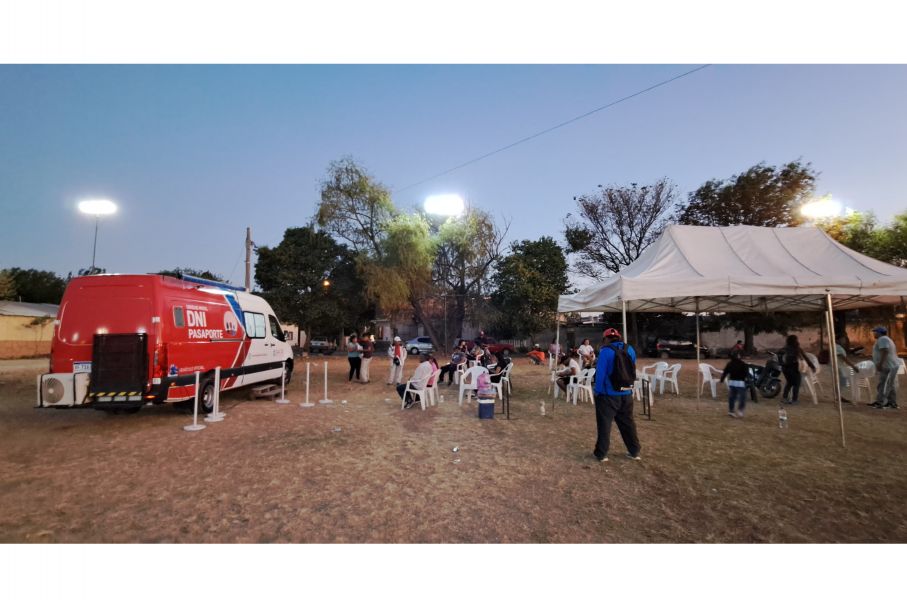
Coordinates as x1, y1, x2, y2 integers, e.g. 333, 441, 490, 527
477, 398, 495, 419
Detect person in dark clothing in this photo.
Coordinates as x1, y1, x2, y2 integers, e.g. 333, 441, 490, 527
346, 334, 362, 382
780, 334, 815, 405
592, 327, 641, 463
720, 352, 749, 417
439, 343, 469, 385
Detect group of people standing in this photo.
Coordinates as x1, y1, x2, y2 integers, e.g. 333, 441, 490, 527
343, 333, 411, 385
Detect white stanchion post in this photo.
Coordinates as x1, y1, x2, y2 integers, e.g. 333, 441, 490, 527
319, 360, 333, 404
205, 366, 225, 422
183, 372, 206, 431
276, 363, 290, 404
300, 362, 314, 407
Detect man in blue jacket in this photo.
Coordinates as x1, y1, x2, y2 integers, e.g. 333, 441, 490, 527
592, 328, 641, 463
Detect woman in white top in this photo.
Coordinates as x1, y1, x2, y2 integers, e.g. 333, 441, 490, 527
555, 351, 581, 394
578, 338, 595, 368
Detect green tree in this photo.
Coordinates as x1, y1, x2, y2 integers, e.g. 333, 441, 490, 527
5, 268, 67, 303
157, 268, 226, 282
315, 158, 508, 352
0, 270, 17, 300
431, 208, 508, 349
316, 156, 396, 258
489, 237, 570, 338
254, 226, 372, 340
819, 211, 878, 255
564, 178, 678, 277
676, 160, 817, 227
820, 209, 907, 267
869, 211, 907, 267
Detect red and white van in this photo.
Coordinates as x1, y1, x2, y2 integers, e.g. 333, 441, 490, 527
37, 274, 293, 413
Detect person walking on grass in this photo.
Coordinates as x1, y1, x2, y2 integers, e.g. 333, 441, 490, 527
720, 351, 749, 418
592, 328, 641, 463
870, 326, 900, 409
387, 336, 406, 385
347, 334, 362, 382
780, 334, 815, 405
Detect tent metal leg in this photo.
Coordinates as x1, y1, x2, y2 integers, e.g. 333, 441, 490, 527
826, 293, 846, 448
621, 300, 627, 343
552, 316, 560, 413
695, 297, 701, 405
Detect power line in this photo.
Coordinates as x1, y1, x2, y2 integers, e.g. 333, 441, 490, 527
395, 64, 712, 193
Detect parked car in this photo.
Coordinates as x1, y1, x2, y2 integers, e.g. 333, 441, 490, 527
643, 335, 711, 359
309, 338, 336, 354
453, 337, 515, 355
405, 336, 435, 355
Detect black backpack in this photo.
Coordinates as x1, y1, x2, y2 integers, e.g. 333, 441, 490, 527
608, 343, 636, 390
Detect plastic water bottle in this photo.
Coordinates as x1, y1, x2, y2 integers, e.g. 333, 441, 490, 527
540, 401, 546, 416
778, 407, 788, 429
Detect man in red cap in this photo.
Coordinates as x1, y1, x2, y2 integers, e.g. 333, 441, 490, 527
592, 327, 641, 462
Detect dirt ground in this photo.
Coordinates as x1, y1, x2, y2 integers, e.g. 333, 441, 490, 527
2, 355, 906, 543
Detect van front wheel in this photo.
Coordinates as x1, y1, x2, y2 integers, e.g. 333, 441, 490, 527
199, 380, 215, 414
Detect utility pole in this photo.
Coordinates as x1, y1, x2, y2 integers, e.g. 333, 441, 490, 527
245, 227, 252, 292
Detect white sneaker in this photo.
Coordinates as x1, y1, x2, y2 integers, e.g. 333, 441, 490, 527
736, 410, 745, 418
728, 411, 737, 418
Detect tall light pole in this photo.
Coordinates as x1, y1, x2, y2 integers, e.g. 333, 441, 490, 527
425, 194, 466, 353
77, 199, 118, 272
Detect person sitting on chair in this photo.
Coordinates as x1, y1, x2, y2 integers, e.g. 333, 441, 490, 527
398, 354, 434, 409
439, 344, 468, 386
578, 338, 596, 368
527, 344, 546, 365
486, 352, 504, 384
555, 351, 581, 395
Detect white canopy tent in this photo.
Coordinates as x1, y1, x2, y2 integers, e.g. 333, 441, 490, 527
557, 225, 907, 446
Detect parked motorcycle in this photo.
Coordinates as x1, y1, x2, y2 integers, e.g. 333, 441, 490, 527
747, 351, 783, 399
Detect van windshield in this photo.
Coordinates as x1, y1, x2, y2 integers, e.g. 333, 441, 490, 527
268, 315, 285, 342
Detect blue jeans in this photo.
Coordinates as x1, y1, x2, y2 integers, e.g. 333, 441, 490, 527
728, 384, 747, 412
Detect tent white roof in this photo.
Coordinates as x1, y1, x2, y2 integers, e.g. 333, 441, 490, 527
558, 225, 907, 314
0, 301, 59, 318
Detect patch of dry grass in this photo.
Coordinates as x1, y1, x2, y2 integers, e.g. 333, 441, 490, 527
1, 357, 905, 542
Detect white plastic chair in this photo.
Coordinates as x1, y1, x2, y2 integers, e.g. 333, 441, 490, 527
698, 363, 723, 399
803, 352, 823, 395
633, 370, 644, 402
453, 361, 466, 385
458, 365, 488, 405
840, 366, 855, 402
425, 369, 441, 406
659, 364, 681, 395
568, 367, 596, 405
853, 360, 876, 403
897, 357, 906, 376
490, 362, 514, 400
642, 361, 669, 393
400, 370, 435, 411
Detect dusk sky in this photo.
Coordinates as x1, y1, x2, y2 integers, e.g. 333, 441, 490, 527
2, 64, 906, 287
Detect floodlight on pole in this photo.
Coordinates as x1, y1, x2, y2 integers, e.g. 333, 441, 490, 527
800, 195, 843, 220
424, 194, 465, 217
77, 198, 118, 272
